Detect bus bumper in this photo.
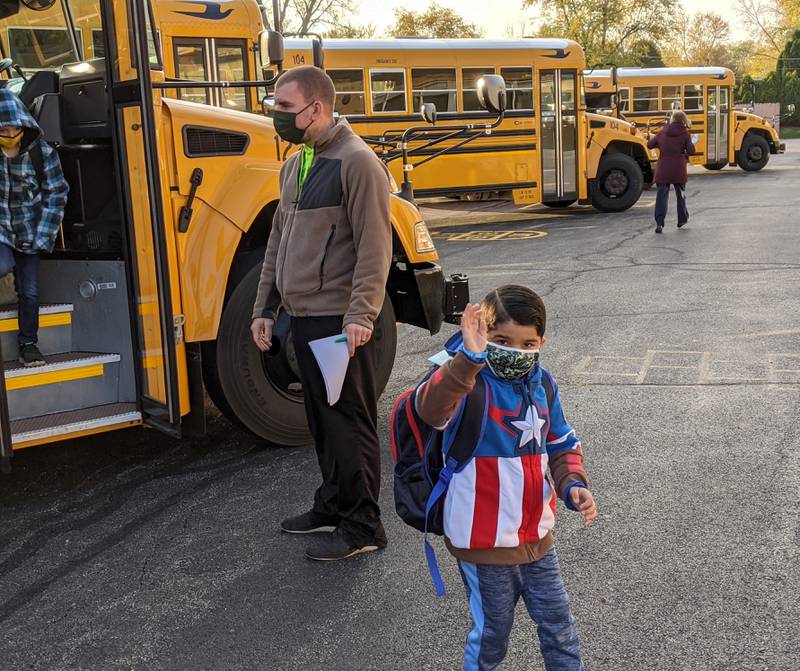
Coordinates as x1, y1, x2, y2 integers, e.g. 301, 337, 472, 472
388, 262, 470, 335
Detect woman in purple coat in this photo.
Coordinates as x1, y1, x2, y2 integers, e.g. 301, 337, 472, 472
647, 110, 696, 233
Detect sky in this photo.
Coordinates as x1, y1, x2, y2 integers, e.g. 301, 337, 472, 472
355, 0, 750, 40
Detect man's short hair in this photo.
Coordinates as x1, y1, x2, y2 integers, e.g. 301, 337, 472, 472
275, 66, 336, 110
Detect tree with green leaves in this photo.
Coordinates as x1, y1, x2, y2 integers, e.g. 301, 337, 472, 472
388, 3, 483, 38
523, 0, 678, 66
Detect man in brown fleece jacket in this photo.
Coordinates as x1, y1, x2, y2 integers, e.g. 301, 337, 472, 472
250, 66, 392, 561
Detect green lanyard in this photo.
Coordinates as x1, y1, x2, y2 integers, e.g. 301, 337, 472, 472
297, 145, 315, 194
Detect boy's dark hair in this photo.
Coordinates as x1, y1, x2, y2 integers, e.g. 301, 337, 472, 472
275, 65, 336, 110
481, 285, 546, 336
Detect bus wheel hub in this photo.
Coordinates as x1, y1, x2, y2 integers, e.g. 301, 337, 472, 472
603, 169, 628, 197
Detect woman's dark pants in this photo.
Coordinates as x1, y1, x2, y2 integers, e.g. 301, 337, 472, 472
655, 183, 688, 227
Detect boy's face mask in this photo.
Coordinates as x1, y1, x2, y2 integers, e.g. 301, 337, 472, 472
486, 342, 539, 381
0, 129, 23, 150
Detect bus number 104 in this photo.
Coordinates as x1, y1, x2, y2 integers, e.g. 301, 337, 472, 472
292, 54, 306, 65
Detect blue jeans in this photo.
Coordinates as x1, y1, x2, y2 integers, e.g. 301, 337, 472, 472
0, 243, 40, 345
458, 548, 585, 671
654, 183, 688, 227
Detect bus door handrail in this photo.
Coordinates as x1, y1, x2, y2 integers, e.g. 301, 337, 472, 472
0, 335, 13, 473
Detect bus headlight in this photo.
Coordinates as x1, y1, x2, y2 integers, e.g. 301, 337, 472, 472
414, 221, 435, 253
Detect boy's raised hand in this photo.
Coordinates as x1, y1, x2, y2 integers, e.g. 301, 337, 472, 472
461, 303, 488, 354
569, 487, 598, 528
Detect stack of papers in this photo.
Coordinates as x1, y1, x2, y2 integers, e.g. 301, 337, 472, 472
309, 334, 351, 405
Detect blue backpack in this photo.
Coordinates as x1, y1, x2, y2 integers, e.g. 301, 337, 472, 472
390, 364, 554, 596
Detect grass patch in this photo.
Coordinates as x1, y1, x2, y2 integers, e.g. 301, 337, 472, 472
779, 126, 800, 139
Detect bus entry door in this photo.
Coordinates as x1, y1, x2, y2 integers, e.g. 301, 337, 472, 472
707, 86, 731, 165
539, 69, 578, 203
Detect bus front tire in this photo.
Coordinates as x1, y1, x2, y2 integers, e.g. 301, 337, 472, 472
590, 154, 643, 212
737, 134, 770, 172
208, 264, 397, 446
542, 199, 576, 208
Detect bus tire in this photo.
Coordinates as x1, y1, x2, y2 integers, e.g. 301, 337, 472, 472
542, 199, 576, 208
737, 134, 770, 172
590, 153, 643, 212
703, 163, 726, 171
211, 265, 397, 446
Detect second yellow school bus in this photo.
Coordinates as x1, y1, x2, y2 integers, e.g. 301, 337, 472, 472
583, 67, 785, 172
283, 38, 656, 212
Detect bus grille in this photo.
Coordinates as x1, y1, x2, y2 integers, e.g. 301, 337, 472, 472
183, 126, 249, 157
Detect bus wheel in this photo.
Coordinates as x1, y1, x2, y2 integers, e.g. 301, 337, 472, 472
542, 199, 576, 208
211, 265, 397, 446
590, 154, 643, 212
737, 134, 770, 172
704, 163, 726, 170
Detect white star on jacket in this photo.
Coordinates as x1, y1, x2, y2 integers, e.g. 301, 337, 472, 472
511, 405, 547, 449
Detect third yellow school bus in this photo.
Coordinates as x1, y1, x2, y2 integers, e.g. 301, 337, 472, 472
583, 67, 785, 172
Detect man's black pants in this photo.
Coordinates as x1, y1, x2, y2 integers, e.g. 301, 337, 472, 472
654, 183, 688, 227
291, 315, 383, 544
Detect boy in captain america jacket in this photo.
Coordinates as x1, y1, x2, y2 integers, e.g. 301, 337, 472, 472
415, 285, 597, 671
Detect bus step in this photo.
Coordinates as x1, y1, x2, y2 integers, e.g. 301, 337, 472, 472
4, 351, 121, 421
0, 303, 74, 357
11, 402, 141, 447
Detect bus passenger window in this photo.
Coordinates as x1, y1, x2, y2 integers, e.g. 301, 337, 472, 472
633, 86, 659, 112
216, 41, 249, 112
91, 29, 104, 58
684, 85, 704, 111
411, 68, 457, 113
618, 88, 630, 112
661, 85, 681, 111
500, 67, 533, 110
329, 69, 366, 115
462, 68, 495, 111
175, 40, 210, 105
370, 70, 407, 113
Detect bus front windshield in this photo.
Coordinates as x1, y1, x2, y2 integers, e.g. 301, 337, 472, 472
0, 0, 104, 74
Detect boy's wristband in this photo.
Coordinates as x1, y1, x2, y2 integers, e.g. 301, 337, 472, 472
562, 481, 587, 511
457, 342, 487, 364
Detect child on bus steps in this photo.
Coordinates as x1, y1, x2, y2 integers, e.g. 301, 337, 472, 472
0, 89, 68, 366
414, 285, 597, 671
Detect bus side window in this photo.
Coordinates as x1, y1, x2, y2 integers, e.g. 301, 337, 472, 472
500, 67, 533, 110
329, 69, 366, 116
661, 85, 681, 111
684, 85, 704, 111
411, 68, 457, 113
370, 69, 407, 114
633, 86, 659, 113
618, 88, 630, 112
462, 67, 495, 112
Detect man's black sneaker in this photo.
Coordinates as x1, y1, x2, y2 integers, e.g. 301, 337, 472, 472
655, 225, 663, 234
280, 510, 339, 535
677, 220, 688, 228
19, 342, 45, 367
305, 527, 387, 562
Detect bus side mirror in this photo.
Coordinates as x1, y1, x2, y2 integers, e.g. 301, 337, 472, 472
421, 102, 437, 124
787, 103, 796, 114
611, 66, 618, 87
259, 30, 285, 70
477, 75, 506, 115
312, 39, 324, 69
671, 99, 681, 111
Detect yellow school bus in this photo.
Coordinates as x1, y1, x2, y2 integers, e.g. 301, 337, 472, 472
583, 67, 786, 172
282, 38, 656, 211
0, 0, 467, 467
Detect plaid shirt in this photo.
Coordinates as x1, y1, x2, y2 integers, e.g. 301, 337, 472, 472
0, 90, 69, 254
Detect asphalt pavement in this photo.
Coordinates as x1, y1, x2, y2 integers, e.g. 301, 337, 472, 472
1, 143, 799, 671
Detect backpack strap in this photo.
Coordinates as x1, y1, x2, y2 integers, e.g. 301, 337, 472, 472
28, 142, 45, 187
423, 374, 489, 597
